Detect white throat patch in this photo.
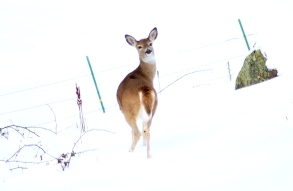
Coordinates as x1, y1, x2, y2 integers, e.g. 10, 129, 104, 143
143, 55, 156, 64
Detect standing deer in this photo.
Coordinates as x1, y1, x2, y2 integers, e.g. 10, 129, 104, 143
116, 28, 158, 158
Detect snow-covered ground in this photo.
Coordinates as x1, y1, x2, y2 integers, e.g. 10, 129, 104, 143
1, 0, 293, 190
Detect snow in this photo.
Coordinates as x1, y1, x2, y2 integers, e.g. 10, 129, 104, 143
1, 0, 293, 190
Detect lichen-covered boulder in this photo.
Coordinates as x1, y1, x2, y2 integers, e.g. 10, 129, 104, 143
235, 49, 277, 90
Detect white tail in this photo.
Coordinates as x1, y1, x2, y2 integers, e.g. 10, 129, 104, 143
116, 28, 158, 158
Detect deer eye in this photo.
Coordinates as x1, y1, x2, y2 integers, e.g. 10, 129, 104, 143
138, 46, 142, 49
150, 43, 152, 46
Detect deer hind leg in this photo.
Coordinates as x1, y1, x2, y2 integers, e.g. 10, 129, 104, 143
128, 119, 141, 152
143, 120, 152, 158
142, 124, 146, 146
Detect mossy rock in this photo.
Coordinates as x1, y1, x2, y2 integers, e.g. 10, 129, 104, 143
235, 49, 277, 90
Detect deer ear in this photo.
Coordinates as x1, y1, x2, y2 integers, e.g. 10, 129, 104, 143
125, 35, 137, 46
148, 27, 158, 42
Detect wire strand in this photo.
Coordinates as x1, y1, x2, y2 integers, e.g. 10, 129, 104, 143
0, 53, 247, 116
0, 34, 256, 97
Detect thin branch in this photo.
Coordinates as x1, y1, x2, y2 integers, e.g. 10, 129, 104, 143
1, 126, 114, 171
47, 104, 57, 134
73, 129, 112, 153
5, 144, 57, 163
9, 166, 28, 171
75, 148, 99, 155
8, 126, 25, 138
26, 126, 56, 134
1, 125, 40, 137
193, 84, 211, 88
3, 125, 56, 135
65, 129, 114, 169
0, 158, 56, 164
158, 69, 212, 93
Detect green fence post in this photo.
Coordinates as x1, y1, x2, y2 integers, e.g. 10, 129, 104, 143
86, 56, 105, 113
238, 19, 250, 51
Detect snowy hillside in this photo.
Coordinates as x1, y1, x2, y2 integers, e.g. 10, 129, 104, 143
1, 0, 293, 191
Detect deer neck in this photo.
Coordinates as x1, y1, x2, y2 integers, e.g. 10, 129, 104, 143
138, 60, 156, 81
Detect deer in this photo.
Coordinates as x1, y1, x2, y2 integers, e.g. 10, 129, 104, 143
116, 28, 158, 159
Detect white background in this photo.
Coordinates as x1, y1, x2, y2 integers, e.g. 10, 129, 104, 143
1, 0, 293, 190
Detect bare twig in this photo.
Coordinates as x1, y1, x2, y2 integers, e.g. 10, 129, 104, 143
2, 142, 59, 171
0, 125, 56, 137
27, 126, 56, 134
64, 129, 115, 170
8, 126, 25, 138
193, 84, 211, 88
158, 69, 212, 93
75, 148, 99, 155
47, 104, 57, 134
1, 123, 114, 171
0, 158, 56, 165
5, 144, 57, 163
9, 166, 28, 171
1, 125, 40, 137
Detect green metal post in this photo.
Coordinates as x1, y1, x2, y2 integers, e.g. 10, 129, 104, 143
86, 56, 105, 113
238, 19, 250, 51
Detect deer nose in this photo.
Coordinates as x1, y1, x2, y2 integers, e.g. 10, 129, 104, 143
146, 49, 152, 54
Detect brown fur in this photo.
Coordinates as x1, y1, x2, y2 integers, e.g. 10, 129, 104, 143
116, 28, 158, 158
139, 86, 156, 115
